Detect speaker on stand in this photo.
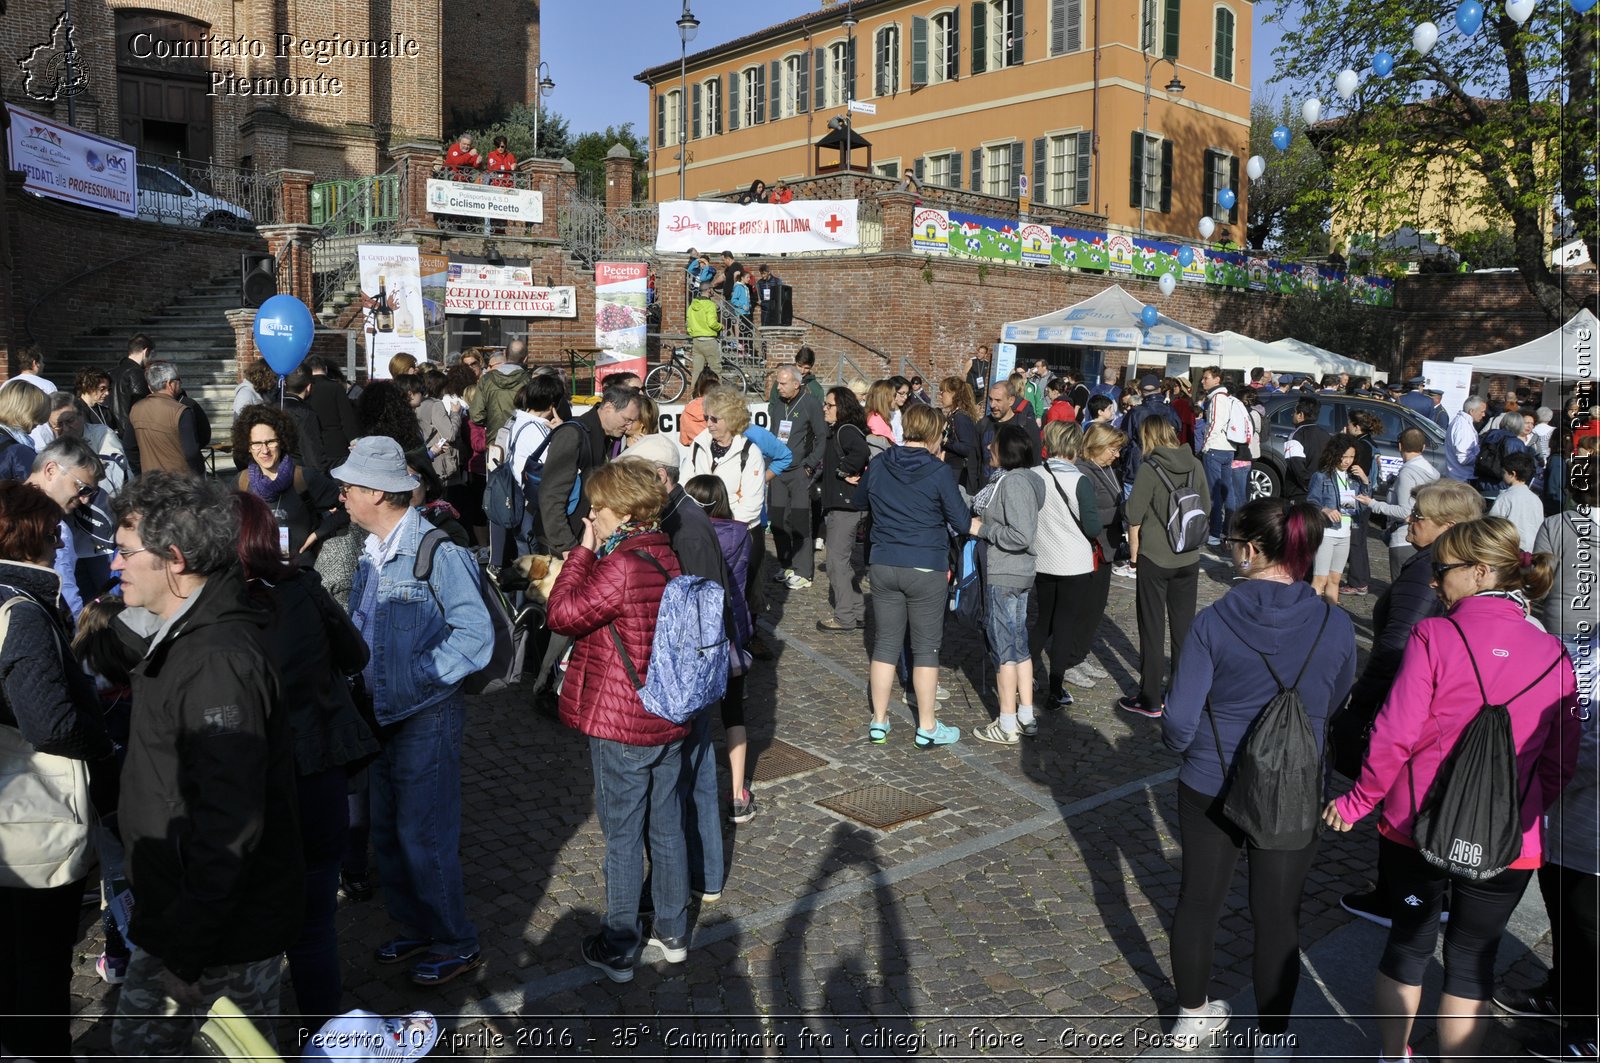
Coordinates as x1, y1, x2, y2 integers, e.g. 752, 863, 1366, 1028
241, 252, 276, 308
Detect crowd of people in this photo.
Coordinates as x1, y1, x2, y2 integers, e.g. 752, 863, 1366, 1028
0, 330, 1593, 1062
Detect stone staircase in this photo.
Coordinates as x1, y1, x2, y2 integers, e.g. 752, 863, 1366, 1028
50, 276, 243, 451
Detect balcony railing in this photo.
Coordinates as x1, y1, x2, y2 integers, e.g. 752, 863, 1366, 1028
310, 173, 402, 233
134, 155, 281, 232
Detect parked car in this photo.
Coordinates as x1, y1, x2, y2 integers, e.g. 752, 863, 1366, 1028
136, 163, 252, 230
1250, 392, 1448, 499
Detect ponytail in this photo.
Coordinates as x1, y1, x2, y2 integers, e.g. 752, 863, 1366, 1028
1280, 501, 1323, 581
1228, 497, 1324, 580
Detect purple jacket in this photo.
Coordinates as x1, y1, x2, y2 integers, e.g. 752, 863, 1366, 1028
710, 518, 753, 647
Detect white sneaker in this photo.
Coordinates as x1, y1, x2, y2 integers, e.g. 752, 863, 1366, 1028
785, 572, 813, 590
771, 567, 793, 583
973, 719, 1021, 745
1080, 659, 1110, 680
814, 537, 824, 550
1169, 998, 1231, 1051
1062, 663, 1099, 688
1112, 562, 1137, 579
935, 683, 951, 700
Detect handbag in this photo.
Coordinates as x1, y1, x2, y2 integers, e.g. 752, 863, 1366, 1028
0, 594, 95, 889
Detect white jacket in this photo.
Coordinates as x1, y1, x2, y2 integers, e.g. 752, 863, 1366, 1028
686, 429, 767, 528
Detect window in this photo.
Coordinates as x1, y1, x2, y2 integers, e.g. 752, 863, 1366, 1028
1214, 6, 1236, 81
778, 54, 802, 118
875, 159, 900, 179
1142, 0, 1179, 58
1039, 131, 1091, 206
912, 10, 960, 85
825, 41, 850, 107
875, 24, 901, 95
1202, 148, 1240, 223
1050, 0, 1083, 55
1129, 131, 1172, 212
695, 78, 721, 138
925, 150, 963, 189
984, 144, 1012, 196
741, 65, 765, 126
973, 0, 1023, 74
663, 89, 682, 148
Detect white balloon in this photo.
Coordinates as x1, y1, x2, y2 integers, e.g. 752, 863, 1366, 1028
1159, 272, 1177, 297
1301, 97, 1322, 126
1412, 21, 1439, 56
1335, 68, 1360, 100
1198, 216, 1216, 240
1505, 0, 1535, 23
1246, 155, 1267, 181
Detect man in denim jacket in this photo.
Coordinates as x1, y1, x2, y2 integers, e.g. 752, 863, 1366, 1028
334, 436, 493, 986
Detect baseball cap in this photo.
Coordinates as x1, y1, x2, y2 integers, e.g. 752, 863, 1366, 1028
621, 432, 681, 472
1139, 374, 1161, 391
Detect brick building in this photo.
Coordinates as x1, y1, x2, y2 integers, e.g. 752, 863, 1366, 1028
637, 0, 1251, 240
3, 0, 542, 176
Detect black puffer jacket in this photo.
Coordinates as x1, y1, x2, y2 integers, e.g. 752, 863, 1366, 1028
0, 560, 110, 762
108, 356, 150, 473
117, 566, 303, 982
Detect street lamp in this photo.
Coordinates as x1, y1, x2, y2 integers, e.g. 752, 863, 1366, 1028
1138, 47, 1184, 238
677, 1, 700, 200
840, 1, 857, 173
532, 61, 555, 156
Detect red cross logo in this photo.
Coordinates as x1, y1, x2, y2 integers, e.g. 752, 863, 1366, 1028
824, 213, 844, 233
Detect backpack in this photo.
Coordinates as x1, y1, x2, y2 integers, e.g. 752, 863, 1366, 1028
1221, 393, 1253, 446
949, 536, 986, 629
608, 550, 729, 724
1151, 463, 1208, 554
1205, 606, 1331, 849
484, 420, 537, 529
1474, 434, 1510, 484
1409, 620, 1566, 880
415, 528, 528, 695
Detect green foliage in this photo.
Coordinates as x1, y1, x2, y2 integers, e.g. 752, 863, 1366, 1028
1448, 226, 1519, 269
457, 102, 570, 162
1278, 284, 1403, 377
1246, 97, 1332, 257
568, 124, 649, 201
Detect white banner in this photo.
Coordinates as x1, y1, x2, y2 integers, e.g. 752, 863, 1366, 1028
426, 178, 543, 223
6, 104, 137, 218
358, 244, 427, 376
1423, 359, 1475, 418
655, 199, 859, 254
444, 263, 575, 318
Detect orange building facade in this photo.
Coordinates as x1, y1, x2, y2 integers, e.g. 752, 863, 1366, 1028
637, 0, 1252, 241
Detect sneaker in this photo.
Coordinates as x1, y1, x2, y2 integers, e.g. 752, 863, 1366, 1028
96, 952, 128, 985
1207, 535, 1224, 547
771, 567, 793, 583
1113, 562, 1138, 579
1529, 1032, 1598, 1062
646, 933, 689, 964
339, 872, 373, 902
1019, 716, 1039, 737
935, 684, 952, 701
814, 537, 824, 551
730, 788, 757, 824
815, 617, 855, 632
1492, 986, 1562, 1024
913, 721, 960, 747
1169, 998, 1231, 1051
1340, 889, 1392, 929
1052, 688, 1076, 708
974, 719, 1021, 745
1080, 659, 1111, 680
374, 937, 433, 965
785, 573, 813, 590
868, 719, 891, 744
1342, 583, 1369, 596
1118, 695, 1163, 718
693, 888, 721, 903
1062, 663, 1099, 688
581, 933, 635, 983
409, 950, 482, 986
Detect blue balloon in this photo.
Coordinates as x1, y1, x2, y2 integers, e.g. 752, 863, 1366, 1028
1572, 0, 1597, 12
253, 295, 315, 376
1455, 0, 1484, 35
1373, 50, 1395, 77
1177, 246, 1196, 268
1217, 187, 1237, 210
1271, 125, 1292, 151
1140, 304, 1160, 328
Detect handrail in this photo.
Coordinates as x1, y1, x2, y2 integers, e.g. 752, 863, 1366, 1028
25, 238, 188, 346
790, 312, 892, 368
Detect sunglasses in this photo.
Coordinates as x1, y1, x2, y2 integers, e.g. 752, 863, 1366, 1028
73, 477, 96, 500
706, 415, 722, 423
1431, 561, 1472, 581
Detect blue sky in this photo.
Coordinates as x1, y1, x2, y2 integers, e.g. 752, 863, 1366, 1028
543, 1, 1291, 137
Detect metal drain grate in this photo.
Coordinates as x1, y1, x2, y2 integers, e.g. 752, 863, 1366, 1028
817, 785, 946, 830
749, 739, 829, 783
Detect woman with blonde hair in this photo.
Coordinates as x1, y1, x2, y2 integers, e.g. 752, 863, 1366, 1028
685, 387, 767, 531
1325, 516, 1578, 1063
1029, 421, 1105, 708
864, 381, 897, 446
0, 381, 49, 481
938, 376, 984, 492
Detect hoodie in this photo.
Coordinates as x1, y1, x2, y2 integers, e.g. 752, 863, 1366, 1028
975, 468, 1047, 589
1125, 445, 1211, 569
853, 445, 968, 570
468, 363, 528, 439
1163, 579, 1357, 797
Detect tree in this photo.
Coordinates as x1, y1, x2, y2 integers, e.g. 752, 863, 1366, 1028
458, 102, 571, 161
1278, 284, 1404, 377
1265, 0, 1597, 323
1246, 97, 1332, 256
1449, 225, 1519, 269
567, 124, 649, 201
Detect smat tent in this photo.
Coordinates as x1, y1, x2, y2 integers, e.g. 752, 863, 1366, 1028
1452, 308, 1599, 382
1000, 284, 1220, 354
1265, 337, 1379, 378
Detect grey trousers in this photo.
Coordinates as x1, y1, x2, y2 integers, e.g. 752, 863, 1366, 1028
823, 509, 865, 624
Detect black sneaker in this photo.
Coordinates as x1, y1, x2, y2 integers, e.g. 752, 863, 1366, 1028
730, 788, 757, 824
581, 933, 635, 983
1052, 688, 1075, 709
339, 872, 373, 902
1494, 986, 1563, 1025
1340, 889, 1392, 929
1118, 695, 1162, 718
1529, 1031, 1598, 1061
646, 933, 689, 964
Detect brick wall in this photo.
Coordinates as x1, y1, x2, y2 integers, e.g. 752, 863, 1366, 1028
1394, 272, 1600, 380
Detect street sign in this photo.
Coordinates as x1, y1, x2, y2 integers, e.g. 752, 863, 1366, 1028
1018, 174, 1030, 195
847, 99, 877, 115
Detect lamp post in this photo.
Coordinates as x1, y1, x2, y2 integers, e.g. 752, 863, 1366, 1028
840, 1, 857, 173
677, 1, 700, 200
532, 61, 555, 156
1137, 48, 1184, 237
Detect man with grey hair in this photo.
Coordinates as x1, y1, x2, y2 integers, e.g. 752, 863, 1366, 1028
1475, 409, 1535, 499
25, 436, 102, 618
1532, 406, 1556, 462
128, 360, 203, 476
109, 473, 303, 1056
1446, 396, 1486, 482
767, 365, 825, 589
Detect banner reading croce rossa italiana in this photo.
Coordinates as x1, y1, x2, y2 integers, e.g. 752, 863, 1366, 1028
655, 199, 859, 254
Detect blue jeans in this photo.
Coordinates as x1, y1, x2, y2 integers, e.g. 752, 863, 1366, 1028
369, 697, 477, 954
287, 767, 347, 1031
1203, 450, 1232, 537
590, 736, 689, 957
682, 712, 725, 895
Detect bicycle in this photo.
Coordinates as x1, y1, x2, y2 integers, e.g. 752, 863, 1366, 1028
644, 342, 751, 403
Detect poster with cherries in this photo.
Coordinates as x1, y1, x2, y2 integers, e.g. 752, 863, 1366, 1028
594, 262, 648, 392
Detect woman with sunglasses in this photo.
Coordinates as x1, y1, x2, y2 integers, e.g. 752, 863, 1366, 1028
1324, 516, 1578, 1063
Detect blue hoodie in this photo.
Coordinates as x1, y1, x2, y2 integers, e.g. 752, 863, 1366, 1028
1162, 579, 1357, 797
853, 446, 968, 570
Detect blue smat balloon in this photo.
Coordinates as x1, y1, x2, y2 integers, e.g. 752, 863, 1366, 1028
1177, 246, 1196, 268
1373, 50, 1395, 77
1572, 0, 1597, 13
1140, 304, 1160, 328
253, 295, 316, 376
1455, 0, 1485, 35
1271, 125, 1292, 151
1217, 187, 1237, 210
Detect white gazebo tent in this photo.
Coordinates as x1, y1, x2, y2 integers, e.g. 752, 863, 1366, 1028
1000, 284, 1221, 355
1265, 337, 1380, 379
1207, 330, 1295, 374
1452, 308, 1599, 383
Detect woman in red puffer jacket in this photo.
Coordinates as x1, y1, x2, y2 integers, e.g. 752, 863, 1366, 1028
545, 460, 688, 982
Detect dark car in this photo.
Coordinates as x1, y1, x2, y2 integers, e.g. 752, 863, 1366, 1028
1250, 392, 1448, 500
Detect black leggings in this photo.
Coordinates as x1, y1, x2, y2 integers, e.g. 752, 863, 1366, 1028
1171, 783, 1319, 1034
1030, 567, 1110, 683
1377, 835, 1533, 999
1539, 861, 1599, 1032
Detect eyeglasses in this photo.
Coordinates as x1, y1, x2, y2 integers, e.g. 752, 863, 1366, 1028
248, 440, 280, 451
113, 545, 150, 560
72, 477, 96, 500
705, 415, 722, 423
1431, 561, 1472, 581
1222, 536, 1254, 547
823, 401, 837, 409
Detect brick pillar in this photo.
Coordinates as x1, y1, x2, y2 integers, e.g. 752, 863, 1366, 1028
758, 325, 808, 378
225, 308, 261, 379
389, 141, 444, 230
271, 168, 314, 225
877, 189, 917, 252
515, 156, 568, 241
257, 224, 318, 309
604, 143, 635, 213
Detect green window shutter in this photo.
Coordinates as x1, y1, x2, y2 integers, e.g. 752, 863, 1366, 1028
770, 61, 781, 121
751, 67, 765, 125
1065, 0, 1082, 53
814, 47, 826, 108
1163, 0, 1181, 60
714, 76, 724, 134
798, 51, 810, 113
1074, 131, 1092, 205
950, 150, 962, 188
1228, 154, 1240, 223
1009, 0, 1024, 65
911, 16, 929, 85
847, 37, 857, 101
1050, 0, 1066, 54
1130, 130, 1143, 208
1202, 148, 1217, 219
1010, 141, 1024, 195
1214, 9, 1234, 80
1159, 139, 1173, 213
656, 93, 666, 148
728, 71, 741, 131
692, 83, 702, 140
972, 2, 987, 75
914, 157, 925, 184
971, 147, 982, 191
1033, 137, 1047, 203
949, 6, 961, 79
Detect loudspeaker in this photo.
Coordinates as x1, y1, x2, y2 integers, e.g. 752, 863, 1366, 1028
241, 252, 275, 308
778, 283, 794, 326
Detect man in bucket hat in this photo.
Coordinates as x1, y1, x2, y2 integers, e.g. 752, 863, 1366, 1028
334, 437, 493, 986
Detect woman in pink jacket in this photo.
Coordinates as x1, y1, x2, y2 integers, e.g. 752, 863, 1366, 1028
1323, 516, 1579, 1063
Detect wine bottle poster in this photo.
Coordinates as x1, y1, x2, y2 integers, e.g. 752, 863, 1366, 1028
358, 244, 427, 377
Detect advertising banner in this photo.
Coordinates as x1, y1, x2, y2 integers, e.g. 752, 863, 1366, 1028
444, 263, 575, 318
1017, 223, 1054, 266
1423, 359, 1475, 418
357, 244, 427, 376
655, 199, 860, 254
911, 207, 950, 255
948, 212, 1020, 263
6, 103, 136, 218
594, 262, 649, 391
425, 178, 543, 223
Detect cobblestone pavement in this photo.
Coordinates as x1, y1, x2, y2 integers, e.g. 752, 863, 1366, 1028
63, 530, 1559, 1060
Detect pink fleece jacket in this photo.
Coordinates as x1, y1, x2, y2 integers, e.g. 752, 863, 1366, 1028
1334, 594, 1579, 867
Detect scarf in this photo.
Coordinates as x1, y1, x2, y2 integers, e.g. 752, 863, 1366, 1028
248, 455, 297, 504
1473, 588, 1532, 616
597, 519, 660, 558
